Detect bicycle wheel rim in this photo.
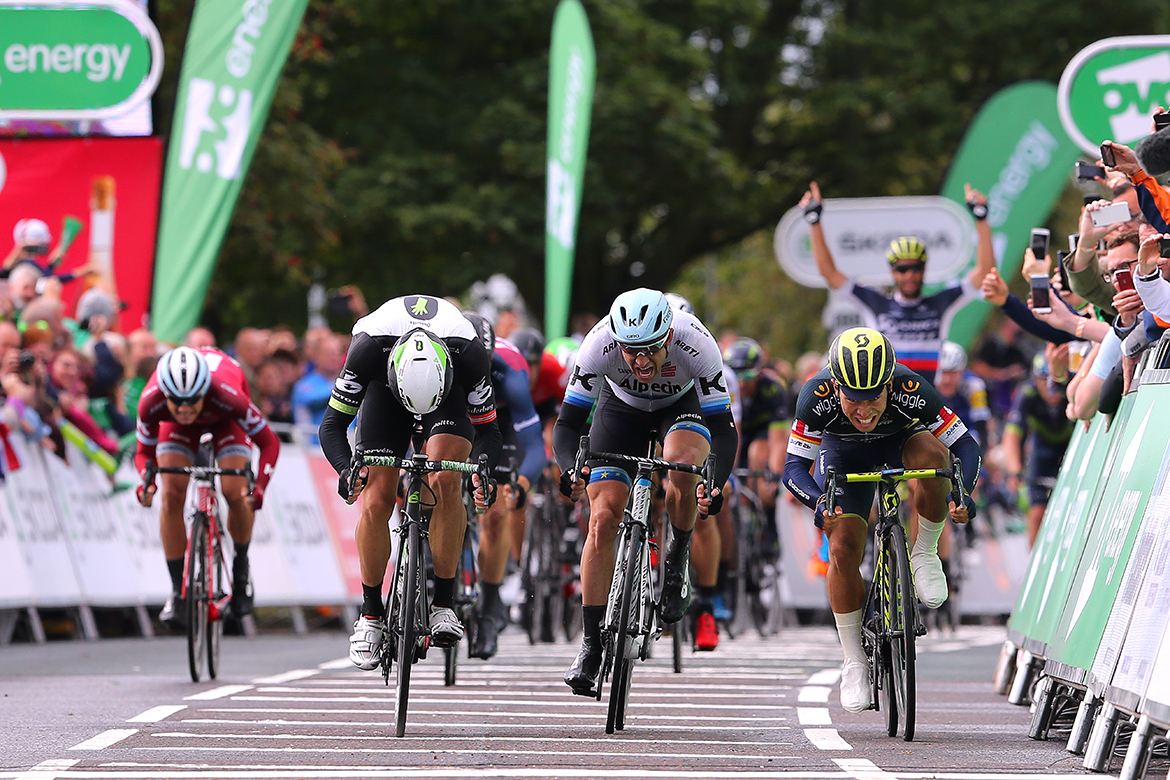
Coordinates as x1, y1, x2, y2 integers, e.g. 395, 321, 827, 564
207, 529, 225, 680
186, 516, 208, 682
607, 523, 643, 733
395, 521, 420, 737
888, 523, 916, 741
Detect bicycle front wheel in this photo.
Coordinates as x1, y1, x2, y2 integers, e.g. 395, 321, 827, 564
883, 523, 917, 741
206, 528, 226, 680
606, 523, 643, 734
395, 521, 421, 737
186, 514, 209, 683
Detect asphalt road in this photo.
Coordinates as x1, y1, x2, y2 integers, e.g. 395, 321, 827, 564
0, 623, 1112, 779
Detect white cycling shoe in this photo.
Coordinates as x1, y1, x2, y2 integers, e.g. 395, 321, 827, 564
349, 615, 387, 671
429, 606, 464, 647
840, 660, 871, 712
910, 550, 949, 609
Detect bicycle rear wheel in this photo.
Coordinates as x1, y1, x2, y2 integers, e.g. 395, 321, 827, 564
882, 523, 916, 741
395, 521, 421, 737
186, 514, 209, 682
206, 528, 226, 680
606, 523, 643, 734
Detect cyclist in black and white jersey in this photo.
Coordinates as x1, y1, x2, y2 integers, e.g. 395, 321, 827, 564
554, 288, 738, 694
798, 181, 996, 376
318, 294, 502, 670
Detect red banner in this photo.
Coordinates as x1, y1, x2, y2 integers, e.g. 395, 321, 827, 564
0, 137, 162, 333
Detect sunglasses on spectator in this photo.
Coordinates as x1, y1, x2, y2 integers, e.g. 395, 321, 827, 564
1102, 259, 1138, 284
892, 263, 925, 274
619, 337, 669, 357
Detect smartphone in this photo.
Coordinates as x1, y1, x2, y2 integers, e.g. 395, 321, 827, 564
1100, 142, 1117, 168
1068, 234, 1079, 252
1160, 237, 1170, 258
1030, 227, 1050, 259
1155, 112, 1170, 132
327, 291, 352, 318
1083, 194, 1100, 207
1075, 161, 1106, 180
1090, 201, 1132, 227
1055, 251, 1071, 291
1030, 274, 1052, 313
1113, 268, 1135, 292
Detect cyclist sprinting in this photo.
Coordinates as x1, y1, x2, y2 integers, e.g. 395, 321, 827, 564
135, 346, 282, 626
555, 288, 738, 694
318, 295, 502, 670
781, 327, 980, 712
462, 313, 547, 659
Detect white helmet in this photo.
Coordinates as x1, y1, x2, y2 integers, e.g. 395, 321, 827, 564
664, 292, 693, 314
388, 328, 453, 416
609, 288, 673, 347
937, 341, 968, 373
157, 347, 211, 403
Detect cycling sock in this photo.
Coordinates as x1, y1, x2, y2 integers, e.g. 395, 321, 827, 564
481, 582, 502, 616
716, 560, 729, 591
912, 518, 944, 557
232, 548, 250, 589
432, 576, 455, 609
166, 558, 184, 594
834, 609, 866, 666
665, 525, 693, 569
582, 604, 605, 644
361, 583, 385, 618
698, 584, 719, 613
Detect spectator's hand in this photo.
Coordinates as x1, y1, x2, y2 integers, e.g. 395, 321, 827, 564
1137, 232, 1168, 277
1021, 247, 1048, 280
86, 313, 109, 337
1080, 200, 1114, 245
1046, 342, 1070, 378
338, 285, 369, 318
981, 268, 1009, 306
1102, 140, 1142, 177
1113, 288, 1145, 328
1031, 300, 1079, 332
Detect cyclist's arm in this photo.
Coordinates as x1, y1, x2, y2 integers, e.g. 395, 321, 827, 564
767, 422, 789, 475
460, 337, 503, 471
948, 431, 982, 497
552, 400, 590, 473
782, 452, 821, 512
133, 380, 164, 475
704, 410, 738, 489
241, 410, 281, 493
319, 332, 381, 474
501, 365, 546, 487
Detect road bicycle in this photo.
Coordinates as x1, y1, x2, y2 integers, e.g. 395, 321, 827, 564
573, 434, 714, 734
445, 500, 480, 686
144, 442, 254, 683
823, 455, 963, 742
347, 428, 488, 737
525, 470, 584, 644
729, 468, 785, 638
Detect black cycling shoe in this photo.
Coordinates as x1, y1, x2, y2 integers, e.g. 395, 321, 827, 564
470, 608, 505, 660
230, 582, 253, 618
659, 556, 693, 624
159, 593, 187, 629
564, 637, 604, 696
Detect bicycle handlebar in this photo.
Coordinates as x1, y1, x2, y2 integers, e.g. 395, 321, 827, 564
142, 460, 256, 496
823, 454, 967, 516
347, 447, 489, 510
573, 436, 717, 517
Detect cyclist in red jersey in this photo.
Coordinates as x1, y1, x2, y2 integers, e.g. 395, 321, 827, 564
135, 346, 281, 626
508, 329, 567, 442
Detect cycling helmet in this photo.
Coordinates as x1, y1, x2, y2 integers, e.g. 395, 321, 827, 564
388, 328, 454, 416
723, 337, 765, 375
609, 288, 673, 347
1032, 352, 1049, 378
508, 327, 546, 365
937, 341, 968, 373
828, 327, 896, 401
664, 292, 693, 314
157, 346, 211, 403
462, 311, 495, 357
886, 236, 928, 265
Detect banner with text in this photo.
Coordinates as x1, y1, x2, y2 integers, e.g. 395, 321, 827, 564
152, 0, 308, 342
544, 0, 595, 340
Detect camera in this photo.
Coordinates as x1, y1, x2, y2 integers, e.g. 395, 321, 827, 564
1159, 237, 1170, 258
1100, 142, 1117, 168
1029, 274, 1051, 313
1075, 161, 1105, 180
1113, 267, 1135, 292
1155, 112, 1170, 132
17, 350, 36, 373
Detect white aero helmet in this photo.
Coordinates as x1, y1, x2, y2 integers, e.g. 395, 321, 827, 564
608, 288, 673, 347
937, 341, 968, 373
388, 328, 454, 416
157, 346, 212, 403
664, 292, 693, 314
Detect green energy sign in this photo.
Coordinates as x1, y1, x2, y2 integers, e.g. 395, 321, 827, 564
0, 0, 163, 119
1058, 36, 1170, 155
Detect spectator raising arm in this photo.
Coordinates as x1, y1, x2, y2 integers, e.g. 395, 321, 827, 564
1134, 232, 1170, 320
799, 181, 847, 290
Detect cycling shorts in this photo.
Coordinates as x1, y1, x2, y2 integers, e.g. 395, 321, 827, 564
354, 381, 474, 456
1027, 443, 1064, 507
586, 383, 708, 486
811, 424, 930, 529
497, 405, 520, 474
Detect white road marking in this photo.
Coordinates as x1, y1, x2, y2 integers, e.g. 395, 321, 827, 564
317, 657, 353, 670
252, 669, 319, 684
834, 758, 899, 780
137, 744, 803, 761
11, 758, 80, 780
798, 686, 831, 703
197, 708, 794, 723
803, 728, 852, 750
67, 730, 137, 751
808, 669, 841, 685
229, 695, 788, 710
184, 685, 253, 701
127, 705, 186, 723
797, 707, 832, 725
181, 718, 794, 731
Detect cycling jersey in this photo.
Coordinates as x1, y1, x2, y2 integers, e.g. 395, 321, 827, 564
318, 295, 502, 475
1006, 382, 1073, 450
739, 373, 790, 447
783, 364, 980, 511
845, 278, 979, 375
135, 348, 280, 494
493, 337, 546, 485
939, 371, 991, 445
531, 351, 568, 421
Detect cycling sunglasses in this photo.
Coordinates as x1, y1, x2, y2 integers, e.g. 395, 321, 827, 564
619, 336, 669, 357
891, 263, 925, 274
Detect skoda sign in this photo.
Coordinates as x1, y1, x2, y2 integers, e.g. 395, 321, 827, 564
1058, 36, 1170, 156
774, 196, 975, 289
0, 0, 163, 120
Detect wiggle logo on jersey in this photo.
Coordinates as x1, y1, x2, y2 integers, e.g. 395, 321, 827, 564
891, 390, 927, 410
901, 379, 921, 393
813, 382, 832, 398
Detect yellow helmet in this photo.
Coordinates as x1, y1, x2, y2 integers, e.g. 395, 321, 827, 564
886, 236, 927, 265
828, 327, 896, 400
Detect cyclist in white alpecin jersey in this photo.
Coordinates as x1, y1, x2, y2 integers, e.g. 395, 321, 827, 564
554, 289, 738, 694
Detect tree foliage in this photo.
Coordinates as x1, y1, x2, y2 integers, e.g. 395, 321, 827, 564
151, 0, 1170, 340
